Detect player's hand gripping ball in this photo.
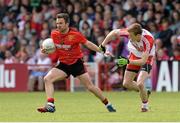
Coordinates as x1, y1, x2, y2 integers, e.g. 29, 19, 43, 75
41, 38, 56, 54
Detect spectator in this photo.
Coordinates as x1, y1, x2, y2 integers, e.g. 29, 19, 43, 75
0, 44, 6, 60
93, 12, 104, 29
86, 6, 95, 20
81, 21, 92, 40
4, 50, 18, 63
146, 22, 159, 39
156, 49, 170, 60
158, 19, 174, 53
31, 7, 43, 36
95, 3, 104, 13
79, 12, 93, 32
103, 10, 113, 29
170, 46, 180, 60
28, 52, 52, 91
169, 10, 180, 34
6, 31, 20, 55
72, 14, 80, 30
74, 1, 82, 14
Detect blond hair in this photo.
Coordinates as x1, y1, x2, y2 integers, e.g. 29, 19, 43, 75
127, 23, 142, 35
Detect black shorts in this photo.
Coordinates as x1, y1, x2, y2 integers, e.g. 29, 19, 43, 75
126, 64, 152, 74
55, 58, 87, 77
140, 64, 152, 73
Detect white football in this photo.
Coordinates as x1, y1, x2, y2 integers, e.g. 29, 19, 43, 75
42, 38, 56, 54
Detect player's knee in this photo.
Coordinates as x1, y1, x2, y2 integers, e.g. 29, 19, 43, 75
123, 81, 130, 88
43, 76, 48, 83
44, 76, 52, 84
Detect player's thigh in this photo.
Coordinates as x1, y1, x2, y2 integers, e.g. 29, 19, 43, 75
76, 72, 94, 87
137, 71, 149, 85
44, 68, 68, 83
137, 64, 152, 84
123, 70, 137, 84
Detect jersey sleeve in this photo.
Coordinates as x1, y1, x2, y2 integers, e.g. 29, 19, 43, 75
143, 35, 154, 53
76, 32, 87, 44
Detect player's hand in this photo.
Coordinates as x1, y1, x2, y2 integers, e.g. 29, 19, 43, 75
104, 51, 114, 58
40, 46, 49, 54
41, 49, 48, 54
117, 56, 129, 67
99, 44, 106, 53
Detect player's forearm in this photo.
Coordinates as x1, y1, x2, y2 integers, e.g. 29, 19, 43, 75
129, 52, 149, 66
85, 41, 101, 52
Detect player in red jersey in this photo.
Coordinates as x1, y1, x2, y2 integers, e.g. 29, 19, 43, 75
100, 23, 155, 112
37, 13, 116, 113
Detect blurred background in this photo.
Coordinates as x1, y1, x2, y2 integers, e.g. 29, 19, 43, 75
0, 0, 179, 92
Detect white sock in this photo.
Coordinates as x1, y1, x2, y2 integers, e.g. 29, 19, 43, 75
47, 102, 55, 107
142, 102, 148, 109
106, 102, 111, 107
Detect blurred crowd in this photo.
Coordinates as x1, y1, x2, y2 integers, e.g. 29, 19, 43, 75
0, 0, 179, 90
0, 0, 180, 64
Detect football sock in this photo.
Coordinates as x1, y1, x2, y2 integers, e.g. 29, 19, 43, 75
142, 100, 148, 104
47, 98, 54, 103
142, 101, 148, 108
102, 98, 109, 105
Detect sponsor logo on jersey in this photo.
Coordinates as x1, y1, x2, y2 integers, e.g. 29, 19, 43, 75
55, 44, 71, 50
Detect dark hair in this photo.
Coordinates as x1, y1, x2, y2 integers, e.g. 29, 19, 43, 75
127, 23, 142, 35
56, 13, 70, 24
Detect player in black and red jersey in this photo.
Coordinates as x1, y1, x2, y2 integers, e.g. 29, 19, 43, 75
37, 13, 116, 113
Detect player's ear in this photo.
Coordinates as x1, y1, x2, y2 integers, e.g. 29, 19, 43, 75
66, 22, 69, 27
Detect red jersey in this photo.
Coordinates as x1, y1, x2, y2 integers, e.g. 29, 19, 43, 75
51, 28, 87, 65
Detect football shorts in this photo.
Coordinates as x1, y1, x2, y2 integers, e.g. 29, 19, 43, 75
55, 58, 87, 77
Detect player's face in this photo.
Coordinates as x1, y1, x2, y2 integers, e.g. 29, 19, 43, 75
129, 32, 141, 42
56, 18, 69, 33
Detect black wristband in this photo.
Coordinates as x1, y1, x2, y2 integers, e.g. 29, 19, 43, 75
99, 45, 106, 53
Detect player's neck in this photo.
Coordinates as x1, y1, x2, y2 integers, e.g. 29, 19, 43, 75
60, 27, 69, 34
136, 36, 141, 42
136, 39, 140, 42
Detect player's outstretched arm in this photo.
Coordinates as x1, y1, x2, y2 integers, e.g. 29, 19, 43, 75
84, 40, 103, 53
101, 29, 119, 47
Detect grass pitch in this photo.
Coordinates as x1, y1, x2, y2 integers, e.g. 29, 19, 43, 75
0, 91, 180, 122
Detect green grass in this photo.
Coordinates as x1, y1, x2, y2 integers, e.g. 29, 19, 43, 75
0, 91, 180, 122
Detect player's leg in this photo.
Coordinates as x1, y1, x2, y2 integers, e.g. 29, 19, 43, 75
70, 58, 115, 112
37, 68, 67, 113
44, 68, 67, 98
137, 64, 152, 112
123, 69, 139, 91
77, 73, 105, 101
136, 71, 149, 112
77, 73, 116, 112
122, 53, 140, 91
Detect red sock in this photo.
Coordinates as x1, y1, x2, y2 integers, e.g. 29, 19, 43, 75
47, 98, 54, 103
142, 100, 148, 104
102, 98, 108, 105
